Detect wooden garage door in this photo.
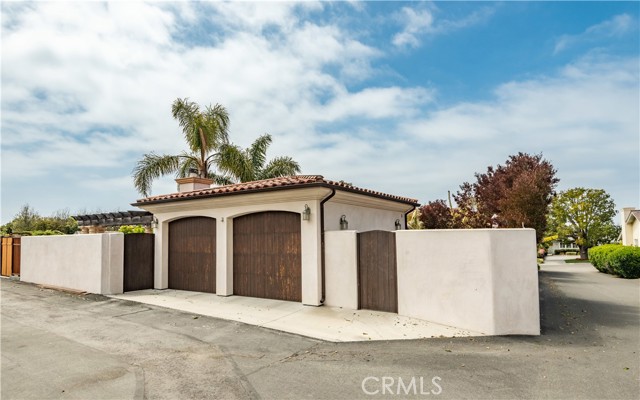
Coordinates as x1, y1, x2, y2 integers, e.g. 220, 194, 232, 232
169, 217, 216, 293
358, 230, 398, 313
233, 211, 301, 302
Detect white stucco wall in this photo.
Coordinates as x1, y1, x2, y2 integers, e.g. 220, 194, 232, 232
324, 196, 410, 232
324, 231, 358, 309
395, 229, 539, 335
20, 233, 124, 295
324, 203, 404, 232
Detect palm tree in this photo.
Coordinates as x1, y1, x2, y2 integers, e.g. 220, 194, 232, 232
133, 98, 231, 197
216, 134, 301, 183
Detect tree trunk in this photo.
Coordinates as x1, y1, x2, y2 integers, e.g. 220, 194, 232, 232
579, 246, 588, 260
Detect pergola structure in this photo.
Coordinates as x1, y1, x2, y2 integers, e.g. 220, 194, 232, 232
72, 211, 154, 232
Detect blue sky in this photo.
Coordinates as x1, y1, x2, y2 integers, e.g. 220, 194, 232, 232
1, 1, 639, 224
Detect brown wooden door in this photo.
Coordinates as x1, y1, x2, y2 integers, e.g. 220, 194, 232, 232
123, 233, 155, 292
12, 237, 21, 276
1, 238, 12, 277
169, 217, 216, 293
358, 230, 398, 313
233, 211, 301, 302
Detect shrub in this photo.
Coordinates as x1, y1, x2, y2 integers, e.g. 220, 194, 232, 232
608, 247, 640, 279
118, 225, 146, 234
30, 230, 65, 236
589, 244, 622, 273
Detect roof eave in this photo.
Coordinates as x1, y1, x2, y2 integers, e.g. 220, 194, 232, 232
131, 182, 419, 208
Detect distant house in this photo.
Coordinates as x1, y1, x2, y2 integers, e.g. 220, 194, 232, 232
547, 240, 579, 254
621, 207, 640, 247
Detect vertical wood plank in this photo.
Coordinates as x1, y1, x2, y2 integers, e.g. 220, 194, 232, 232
2, 238, 14, 277
12, 237, 21, 276
1, 238, 7, 276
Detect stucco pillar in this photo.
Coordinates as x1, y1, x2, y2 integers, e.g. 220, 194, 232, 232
216, 216, 233, 296
301, 200, 322, 306
154, 220, 169, 289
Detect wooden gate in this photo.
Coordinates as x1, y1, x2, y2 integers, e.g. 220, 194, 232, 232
233, 211, 302, 302
169, 217, 216, 293
1, 237, 20, 277
357, 230, 398, 313
123, 233, 154, 292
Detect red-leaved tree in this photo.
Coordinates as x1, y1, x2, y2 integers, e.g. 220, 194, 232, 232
453, 152, 559, 243
418, 199, 454, 229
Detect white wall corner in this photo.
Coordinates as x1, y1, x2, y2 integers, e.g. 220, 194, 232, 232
490, 229, 540, 335
324, 230, 358, 309
302, 200, 322, 306
102, 232, 124, 295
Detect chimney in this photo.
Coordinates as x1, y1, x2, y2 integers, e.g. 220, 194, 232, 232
175, 169, 213, 193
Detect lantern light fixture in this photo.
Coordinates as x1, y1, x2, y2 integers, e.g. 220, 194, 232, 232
302, 204, 311, 221
339, 215, 349, 230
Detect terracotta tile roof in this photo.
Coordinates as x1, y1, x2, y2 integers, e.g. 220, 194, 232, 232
134, 175, 419, 206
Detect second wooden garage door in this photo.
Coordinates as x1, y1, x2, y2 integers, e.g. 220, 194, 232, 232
233, 211, 302, 302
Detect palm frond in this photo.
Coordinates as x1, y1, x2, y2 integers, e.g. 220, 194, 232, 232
171, 98, 202, 152
205, 103, 230, 145
132, 153, 182, 197
172, 98, 229, 155
249, 134, 272, 173
177, 155, 199, 178
216, 143, 255, 182
206, 171, 235, 186
259, 156, 301, 180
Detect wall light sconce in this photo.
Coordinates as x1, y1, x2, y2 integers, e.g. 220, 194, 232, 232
395, 219, 402, 230
151, 217, 158, 229
302, 204, 311, 221
339, 215, 349, 230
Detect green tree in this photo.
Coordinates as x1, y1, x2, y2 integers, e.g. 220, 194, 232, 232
216, 134, 300, 183
133, 98, 231, 197
548, 188, 618, 259
4, 205, 78, 235
11, 204, 41, 232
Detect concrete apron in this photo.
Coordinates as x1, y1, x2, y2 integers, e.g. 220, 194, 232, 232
110, 290, 483, 342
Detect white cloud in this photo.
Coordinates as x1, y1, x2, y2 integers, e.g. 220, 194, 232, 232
392, 4, 494, 48
392, 6, 435, 48
0, 1, 431, 220
0, 2, 637, 223
555, 14, 635, 54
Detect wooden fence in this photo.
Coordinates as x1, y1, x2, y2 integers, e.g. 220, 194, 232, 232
1, 237, 21, 277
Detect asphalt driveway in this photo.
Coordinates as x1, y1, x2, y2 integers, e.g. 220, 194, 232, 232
1, 259, 638, 399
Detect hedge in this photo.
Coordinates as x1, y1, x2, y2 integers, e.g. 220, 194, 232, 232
609, 247, 640, 279
588, 245, 640, 279
588, 244, 621, 273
